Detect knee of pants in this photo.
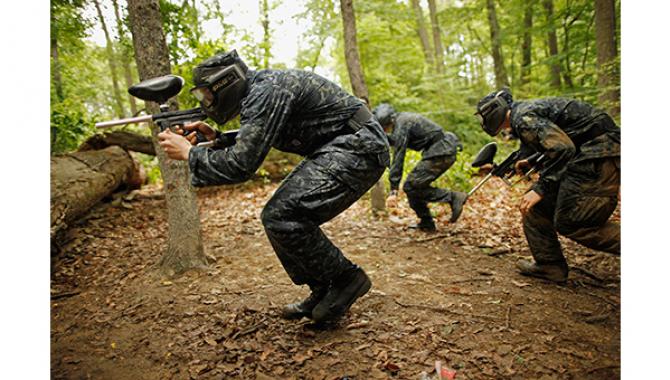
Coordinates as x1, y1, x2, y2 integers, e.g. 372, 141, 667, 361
554, 214, 580, 236
261, 201, 283, 231
403, 180, 422, 195
522, 207, 555, 234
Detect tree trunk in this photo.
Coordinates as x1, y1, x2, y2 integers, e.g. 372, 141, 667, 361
50, 15, 64, 102
562, 28, 574, 88
112, 0, 138, 116
485, 0, 509, 88
51, 146, 135, 239
260, 0, 271, 69
127, 0, 207, 276
79, 131, 156, 155
595, 0, 619, 117
410, 0, 434, 69
580, 12, 596, 87
93, 0, 126, 118
543, 0, 562, 89
339, 0, 385, 213
520, 0, 534, 86
51, 4, 63, 152
427, 0, 445, 74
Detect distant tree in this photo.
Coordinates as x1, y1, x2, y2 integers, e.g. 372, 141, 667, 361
339, 0, 386, 213
126, 0, 207, 276
93, 0, 126, 118
595, 0, 619, 117
485, 0, 509, 88
51, 4, 64, 103
543, 0, 562, 89
112, 0, 138, 116
520, 0, 534, 87
410, 0, 434, 70
50, 0, 90, 152
427, 0, 445, 74
260, 0, 272, 68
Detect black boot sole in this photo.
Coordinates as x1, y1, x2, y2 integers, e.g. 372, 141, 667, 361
280, 308, 312, 320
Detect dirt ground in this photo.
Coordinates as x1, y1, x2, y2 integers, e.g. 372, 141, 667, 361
51, 177, 620, 379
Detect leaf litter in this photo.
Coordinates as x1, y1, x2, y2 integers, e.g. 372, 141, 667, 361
51, 179, 620, 379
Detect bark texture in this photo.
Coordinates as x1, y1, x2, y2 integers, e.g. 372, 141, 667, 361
485, 0, 509, 88
50, 146, 134, 239
339, 0, 385, 213
127, 0, 207, 276
595, 0, 619, 117
340, 0, 369, 103
410, 0, 434, 69
427, 0, 445, 74
79, 131, 155, 156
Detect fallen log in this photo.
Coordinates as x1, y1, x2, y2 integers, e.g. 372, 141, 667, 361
51, 146, 136, 240
78, 131, 155, 155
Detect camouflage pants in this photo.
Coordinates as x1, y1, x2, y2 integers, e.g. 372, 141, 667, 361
403, 154, 457, 221
523, 157, 620, 264
261, 149, 386, 288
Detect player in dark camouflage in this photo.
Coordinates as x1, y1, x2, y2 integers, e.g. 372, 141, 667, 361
372, 103, 468, 232
475, 88, 620, 283
157, 50, 390, 324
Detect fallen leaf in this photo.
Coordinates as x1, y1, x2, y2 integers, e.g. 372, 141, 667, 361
383, 361, 400, 372
356, 343, 372, 351
511, 280, 531, 288
204, 337, 217, 346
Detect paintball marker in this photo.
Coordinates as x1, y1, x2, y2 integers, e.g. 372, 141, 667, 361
95, 75, 238, 148
467, 142, 545, 197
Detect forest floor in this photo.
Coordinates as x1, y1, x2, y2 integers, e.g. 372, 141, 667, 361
51, 176, 620, 380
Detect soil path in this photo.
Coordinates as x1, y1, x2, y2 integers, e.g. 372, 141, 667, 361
51, 179, 620, 379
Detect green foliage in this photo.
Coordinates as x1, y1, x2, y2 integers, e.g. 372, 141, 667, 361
51, 99, 95, 154
50, 0, 619, 193
136, 154, 163, 184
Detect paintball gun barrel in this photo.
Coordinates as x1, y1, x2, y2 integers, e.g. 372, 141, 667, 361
467, 142, 544, 197
95, 75, 238, 148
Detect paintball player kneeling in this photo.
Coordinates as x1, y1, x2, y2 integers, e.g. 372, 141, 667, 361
475, 88, 620, 283
157, 50, 390, 324
373, 103, 468, 232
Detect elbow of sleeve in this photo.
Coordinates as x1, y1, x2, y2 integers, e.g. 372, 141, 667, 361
560, 144, 576, 161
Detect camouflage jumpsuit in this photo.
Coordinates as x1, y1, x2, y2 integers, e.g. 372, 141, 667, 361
511, 98, 621, 265
188, 69, 390, 289
388, 112, 462, 222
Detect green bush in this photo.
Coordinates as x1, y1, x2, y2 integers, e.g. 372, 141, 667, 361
50, 99, 96, 154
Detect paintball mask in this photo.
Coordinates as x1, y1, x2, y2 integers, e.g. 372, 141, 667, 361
475, 89, 512, 136
372, 103, 396, 128
191, 50, 249, 125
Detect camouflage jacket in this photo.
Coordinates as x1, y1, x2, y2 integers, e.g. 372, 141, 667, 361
388, 112, 459, 191
188, 69, 388, 187
510, 98, 621, 195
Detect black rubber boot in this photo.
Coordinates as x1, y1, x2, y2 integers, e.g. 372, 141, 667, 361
280, 286, 327, 320
409, 218, 437, 232
516, 259, 568, 284
449, 191, 468, 223
311, 267, 372, 324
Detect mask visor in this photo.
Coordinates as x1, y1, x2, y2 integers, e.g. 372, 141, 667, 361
190, 86, 215, 107
475, 113, 485, 127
